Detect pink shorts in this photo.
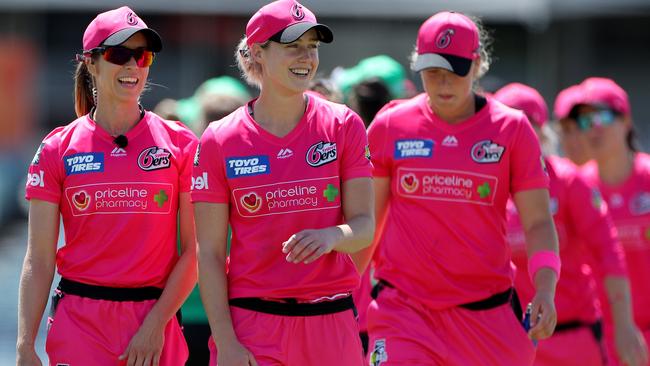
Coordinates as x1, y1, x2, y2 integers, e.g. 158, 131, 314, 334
46, 294, 188, 366
208, 306, 364, 365
534, 326, 605, 366
366, 286, 535, 366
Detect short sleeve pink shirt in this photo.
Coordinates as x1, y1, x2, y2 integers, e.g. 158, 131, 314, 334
25, 111, 198, 288
368, 94, 549, 308
191, 95, 372, 300
582, 153, 650, 328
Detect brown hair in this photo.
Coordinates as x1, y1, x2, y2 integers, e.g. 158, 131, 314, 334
73, 58, 96, 118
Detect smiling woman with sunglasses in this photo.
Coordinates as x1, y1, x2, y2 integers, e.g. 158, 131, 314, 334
17, 6, 198, 366
577, 77, 650, 366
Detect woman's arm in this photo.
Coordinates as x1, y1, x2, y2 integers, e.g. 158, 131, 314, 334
119, 192, 198, 364
513, 188, 559, 340
16, 200, 59, 365
283, 177, 375, 264
195, 201, 258, 365
350, 176, 390, 273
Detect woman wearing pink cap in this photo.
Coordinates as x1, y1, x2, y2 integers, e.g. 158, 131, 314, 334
576, 77, 650, 366
17, 6, 197, 366
362, 12, 559, 365
192, 1, 373, 365
495, 82, 646, 366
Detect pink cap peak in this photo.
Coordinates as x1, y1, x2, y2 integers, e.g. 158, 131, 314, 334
553, 84, 583, 120
411, 11, 479, 76
82, 6, 161, 52
245, 0, 333, 47
494, 82, 548, 127
580, 77, 630, 116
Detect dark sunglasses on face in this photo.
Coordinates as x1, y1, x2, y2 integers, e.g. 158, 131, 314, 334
576, 109, 617, 131
89, 46, 155, 68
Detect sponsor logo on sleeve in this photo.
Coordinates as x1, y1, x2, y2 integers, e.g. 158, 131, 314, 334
306, 141, 337, 167
27, 171, 45, 187
226, 156, 270, 178
397, 167, 498, 205
31, 143, 44, 165
470, 140, 505, 164
65, 182, 173, 216
193, 143, 201, 166
138, 147, 171, 171
232, 176, 340, 217
369, 339, 388, 366
64, 153, 104, 175
394, 139, 433, 159
191, 172, 209, 190
365, 145, 371, 161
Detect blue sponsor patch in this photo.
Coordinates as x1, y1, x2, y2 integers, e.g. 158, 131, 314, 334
226, 155, 270, 178
64, 153, 104, 175
394, 139, 434, 159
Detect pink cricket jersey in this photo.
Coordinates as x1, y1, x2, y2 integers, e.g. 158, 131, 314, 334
191, 95, 372, 300
582, 153, 650, 329
367, 93, 549, 309
507, 155, 626, 324
25, 111, 198, 288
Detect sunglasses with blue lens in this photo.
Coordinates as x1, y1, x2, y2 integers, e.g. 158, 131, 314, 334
576, 109, 617, 131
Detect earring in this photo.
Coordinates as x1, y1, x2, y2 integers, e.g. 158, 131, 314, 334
92, 86, 98, 105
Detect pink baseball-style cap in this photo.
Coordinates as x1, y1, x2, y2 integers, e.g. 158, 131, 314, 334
245, 0, 333, 47
553, 84, 583, 120
493, 82, 548, 127
82, 6, 162, 52
580, 77, 630, 116
411, 11, 479, 76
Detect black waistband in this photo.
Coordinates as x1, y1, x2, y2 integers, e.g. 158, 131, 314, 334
372, 280, 513, 311
57, 278, 163, 302
229, 296, 356, 317
556, 319, 603, 340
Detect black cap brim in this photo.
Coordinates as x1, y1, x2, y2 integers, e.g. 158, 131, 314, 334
271, 23, 333, 44
411, 53, 472, 77
103, 28, 163, 52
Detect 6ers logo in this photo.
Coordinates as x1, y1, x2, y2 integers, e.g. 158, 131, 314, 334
436, 29, 455, 49
72, 190, 90, 211
306, 141, 337, 167
400, 173, 419, 193
138, 146, 171, 171
126, 12, 139, 25
291, 2, 305, 20
471, 140, 505, 164
240, 192, 262, 213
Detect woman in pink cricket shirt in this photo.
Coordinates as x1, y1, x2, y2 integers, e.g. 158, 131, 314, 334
17, 6, 197, 366
191, 1, 374, 365
361, 11, 560, 366
577, 77, 650, 366
495, 82, 647, 366
554, 84, 593, 167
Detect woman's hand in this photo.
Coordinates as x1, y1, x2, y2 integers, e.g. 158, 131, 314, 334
528, 290, 557, 341
217, 338, 259, 366
282, 227, 342, 264
118, 318, 165, 366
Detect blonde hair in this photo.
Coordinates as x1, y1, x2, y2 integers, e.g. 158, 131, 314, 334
235, 36, 270, 89
409, 12, 493, 82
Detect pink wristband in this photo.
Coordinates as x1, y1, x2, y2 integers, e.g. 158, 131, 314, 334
528, 250, 561, 283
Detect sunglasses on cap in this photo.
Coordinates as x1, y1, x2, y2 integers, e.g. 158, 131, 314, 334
576, 108, 618, 131
86, 46, 155, 68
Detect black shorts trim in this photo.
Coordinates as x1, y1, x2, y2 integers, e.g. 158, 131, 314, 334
229, 296, 356, 317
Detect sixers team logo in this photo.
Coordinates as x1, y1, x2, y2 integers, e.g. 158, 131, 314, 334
471, 140, 505, 164
631, 192, 650, 215
291, 2, 305, 20
126, 12, 139, 25
306, 141, 337, 167
72, 190, 90, 211
240, 192, 262, 213
400, 173, 419, 193
436, 28, 455, 49
138, 146, 171, 171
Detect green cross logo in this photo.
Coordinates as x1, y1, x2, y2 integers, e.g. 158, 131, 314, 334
323, 184, 339, 202
645, 227, 650, 241
154, 189, 168, 207
477, 182, 491, 199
